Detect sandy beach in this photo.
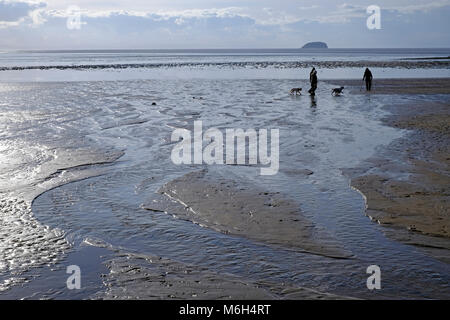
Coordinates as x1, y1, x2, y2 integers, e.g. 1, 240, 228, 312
336, 78, 450, 262
1, 0, 450, 305
1, 49, 450, 300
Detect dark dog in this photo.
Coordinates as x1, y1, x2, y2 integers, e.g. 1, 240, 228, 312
290, 88, 302, 95
331, 86, 344, 96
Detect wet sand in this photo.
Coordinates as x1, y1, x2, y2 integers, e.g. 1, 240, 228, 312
0, 198, 69, 292
144, 169, 351, 259
327, 78, 450, 95
3, 75, 449, 299
340, 78, 450, 262
96, 249, 353, 300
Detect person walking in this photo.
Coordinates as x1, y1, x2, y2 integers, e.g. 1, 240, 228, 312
363, 68, 373, 91
308, 67, 318, 96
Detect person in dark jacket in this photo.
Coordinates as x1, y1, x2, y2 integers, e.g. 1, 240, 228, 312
308, 67, 318, 95
363, 68, 373, 91
309, 67, 316, 82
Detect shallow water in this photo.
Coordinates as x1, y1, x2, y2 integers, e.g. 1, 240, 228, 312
0, 75, 448, 299
1, 48, 450, 82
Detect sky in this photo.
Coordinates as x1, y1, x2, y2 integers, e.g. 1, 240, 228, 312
0, 0, 449, 49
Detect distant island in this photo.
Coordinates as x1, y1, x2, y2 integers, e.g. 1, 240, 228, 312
302, 42, 328, 49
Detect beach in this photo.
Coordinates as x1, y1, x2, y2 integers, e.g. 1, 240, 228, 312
336, 78, 450, 263
0, 49, 449, 300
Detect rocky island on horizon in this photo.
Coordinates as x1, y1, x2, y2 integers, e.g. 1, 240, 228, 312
302, 41, 328, 49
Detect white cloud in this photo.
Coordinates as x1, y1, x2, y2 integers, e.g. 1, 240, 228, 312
29, 8, 46, 25
0, 1, 449, 48
3, 1, 450, 29
387, 0, 450, 13
0, 16, 25, 28
0, 0, 47, 28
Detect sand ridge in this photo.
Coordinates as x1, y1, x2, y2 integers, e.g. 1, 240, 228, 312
144, 169, 352, 259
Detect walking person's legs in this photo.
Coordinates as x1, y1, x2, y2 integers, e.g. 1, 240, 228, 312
310, 83, 317, 95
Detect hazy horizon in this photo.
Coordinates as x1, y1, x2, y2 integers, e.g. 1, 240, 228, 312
5, 47, 450, 52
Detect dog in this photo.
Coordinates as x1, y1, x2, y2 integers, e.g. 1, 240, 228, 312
331, 86, 344, 96
290, 88, 302, 95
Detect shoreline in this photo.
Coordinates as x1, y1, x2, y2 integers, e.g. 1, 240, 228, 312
1, 61, 450, 72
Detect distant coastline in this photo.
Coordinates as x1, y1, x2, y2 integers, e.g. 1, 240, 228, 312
6, 47, 450, 54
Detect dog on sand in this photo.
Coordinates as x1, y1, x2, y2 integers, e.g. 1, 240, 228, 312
331, 86, 344, 96
290, 88, 302, 95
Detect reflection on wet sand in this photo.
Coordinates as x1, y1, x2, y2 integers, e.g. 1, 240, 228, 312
0, 77, 449, 299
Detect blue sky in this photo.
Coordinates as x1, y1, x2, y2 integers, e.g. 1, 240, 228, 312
1, 0, 449, 49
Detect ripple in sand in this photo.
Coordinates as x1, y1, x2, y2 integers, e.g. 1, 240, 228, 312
0, 197, 70, 292
144, 169, 352, 259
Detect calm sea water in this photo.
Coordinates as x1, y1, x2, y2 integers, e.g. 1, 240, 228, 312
0, 48, 450, 81
0, 49, 449, 299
